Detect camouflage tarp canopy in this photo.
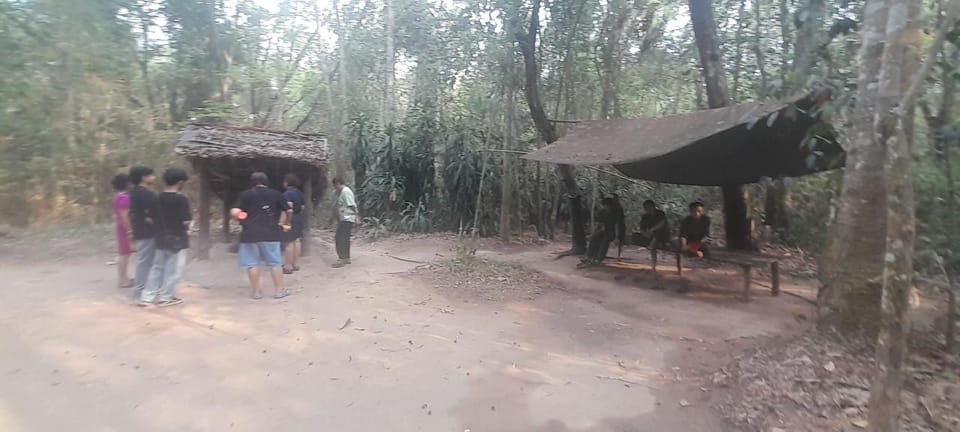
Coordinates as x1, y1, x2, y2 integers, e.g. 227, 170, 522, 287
523, 95, 845, 186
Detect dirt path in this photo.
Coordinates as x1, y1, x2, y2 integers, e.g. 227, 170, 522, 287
0, 234, 815, 431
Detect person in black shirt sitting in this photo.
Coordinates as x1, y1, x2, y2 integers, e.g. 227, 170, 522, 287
138, 168, 191, 307
680, 201, 711, 258
579, 197, 618, 268
633, 200, 670, 250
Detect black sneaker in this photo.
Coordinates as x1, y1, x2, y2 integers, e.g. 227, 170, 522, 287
157, 298, 184, 307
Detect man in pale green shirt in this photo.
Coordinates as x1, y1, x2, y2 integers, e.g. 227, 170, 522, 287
333, 177, 357, 267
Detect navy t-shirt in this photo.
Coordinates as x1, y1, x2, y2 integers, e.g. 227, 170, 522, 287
234, 186, 289, 243
283, 187, 305, 214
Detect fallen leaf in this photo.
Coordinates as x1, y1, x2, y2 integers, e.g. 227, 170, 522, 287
823, 361, 836, 372
851, 419, 868, 429
679, 399, 690, 407
338, 318, 352, 330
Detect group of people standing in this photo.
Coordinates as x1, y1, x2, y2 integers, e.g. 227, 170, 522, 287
112, 166, 192, 307
112, 166, 358, 305
580, 196, 712, 267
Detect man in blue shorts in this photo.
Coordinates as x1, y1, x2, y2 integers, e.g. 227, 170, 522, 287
231, 172, 291, 300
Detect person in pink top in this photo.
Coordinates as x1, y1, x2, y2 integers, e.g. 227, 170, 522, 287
112, 174, 134, 288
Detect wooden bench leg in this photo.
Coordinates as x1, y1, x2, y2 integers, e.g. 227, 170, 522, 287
771, 261, 780, 296
742, 264, 752, 302
676, 250, 682, 276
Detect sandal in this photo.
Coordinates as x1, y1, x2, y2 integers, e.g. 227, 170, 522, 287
251, 292, 263, 300
292, 266, 301, 272
282, 267, 294, 275
273, 289, 291, 299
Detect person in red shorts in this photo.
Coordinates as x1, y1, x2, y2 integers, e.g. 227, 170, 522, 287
680, 201, 711, 258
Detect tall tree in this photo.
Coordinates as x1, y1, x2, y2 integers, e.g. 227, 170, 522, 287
688, 0, 751, 250
817, 0, 891, 337
517, 0, 588, 254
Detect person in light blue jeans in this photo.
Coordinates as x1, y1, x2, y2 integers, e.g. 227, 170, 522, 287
231, 172, 290, 300
138, 168, 192, 308
128, 166, 158, 300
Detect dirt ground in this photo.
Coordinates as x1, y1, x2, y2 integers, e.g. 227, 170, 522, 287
0, 230, 818, 432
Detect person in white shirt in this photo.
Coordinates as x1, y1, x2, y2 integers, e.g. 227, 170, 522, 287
332, 177, 357, 268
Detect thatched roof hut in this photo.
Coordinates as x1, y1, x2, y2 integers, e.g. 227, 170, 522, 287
175, 124, 331, 258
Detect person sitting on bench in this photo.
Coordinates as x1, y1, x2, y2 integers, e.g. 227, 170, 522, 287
580, 197, 617, 267
633, 200, 669, 250
680, 201, 711, 258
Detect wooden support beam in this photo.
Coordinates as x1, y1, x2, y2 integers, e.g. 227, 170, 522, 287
197, 161, 212, 260
301, 174, 313, 256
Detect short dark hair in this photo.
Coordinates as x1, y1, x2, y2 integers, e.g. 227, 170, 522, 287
284, 173, 300, 188
129, 166, 154, 185
111, 174, 130, 191
163, 168, 189, 186
251, 172, 269, 187
689, 201, 705, 210
642, 199, 656, 208
332, 177, 345, 186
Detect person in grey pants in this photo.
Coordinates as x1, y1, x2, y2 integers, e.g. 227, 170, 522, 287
138, 168, 191, 308
127, 166, 158, 301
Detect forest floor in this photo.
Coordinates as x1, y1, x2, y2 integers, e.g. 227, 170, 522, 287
0, 228, 952, 432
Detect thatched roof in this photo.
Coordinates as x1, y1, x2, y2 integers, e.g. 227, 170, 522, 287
175, 124, 330, 167
524, 95, 845, 186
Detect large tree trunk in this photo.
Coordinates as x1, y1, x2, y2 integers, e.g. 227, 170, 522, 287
867, 0, 921, 427
688, 0, 751, 250
817, 0, 889, 337
517, 0, 587, 254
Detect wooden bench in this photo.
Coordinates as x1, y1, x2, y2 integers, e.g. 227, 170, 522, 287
646, 244, 781, 302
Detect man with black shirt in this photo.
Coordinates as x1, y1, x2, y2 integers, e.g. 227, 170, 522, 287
635, 200, 670, 250
128, 166, 158, 300
231, 172, 291, 300
580, 197, 617, 267
680, 201, 711, 258
139, 168, 191, 307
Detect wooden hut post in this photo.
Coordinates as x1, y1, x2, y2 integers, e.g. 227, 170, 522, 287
301, 174, 312, 256
222, 193, 232, 242
197, 160, 212, 260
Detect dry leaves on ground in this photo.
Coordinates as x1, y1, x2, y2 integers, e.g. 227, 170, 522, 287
712, 332, 960, 432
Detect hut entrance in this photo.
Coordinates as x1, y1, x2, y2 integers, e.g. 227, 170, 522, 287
175, 124, 331, 259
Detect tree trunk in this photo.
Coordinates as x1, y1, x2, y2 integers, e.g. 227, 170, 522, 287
501, 81, 516, 243
778, 0, 791, 85
752, 0, 768, 94
764, 0, 827, 237
599, 0, 635, 119
688, 0, 751, 250
867, 0, 919, 427
817, 0, 889, 337
517, 0, 587, 254
382, 0, 396, 126
731, 0, 747, 101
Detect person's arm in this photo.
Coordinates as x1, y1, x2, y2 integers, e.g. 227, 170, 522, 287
230, 194, 244, 220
